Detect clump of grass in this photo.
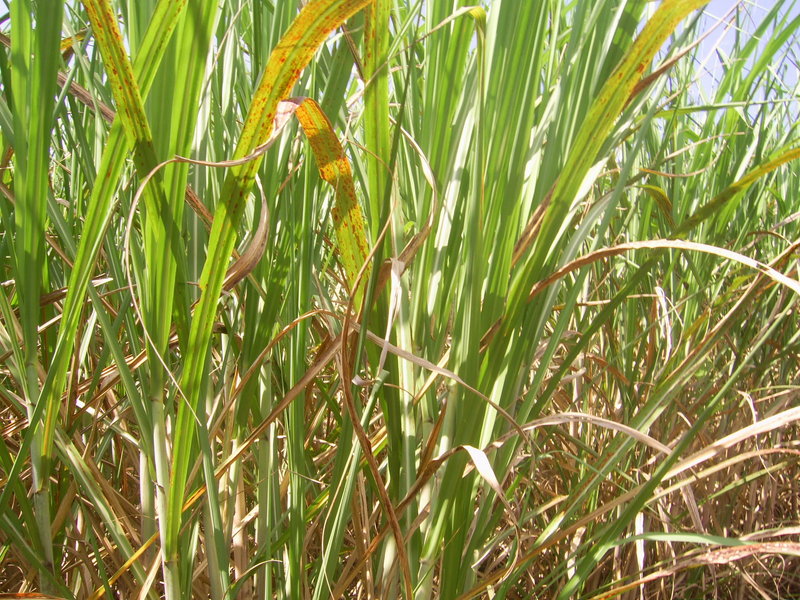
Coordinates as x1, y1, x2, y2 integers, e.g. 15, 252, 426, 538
0, 1, 799, 599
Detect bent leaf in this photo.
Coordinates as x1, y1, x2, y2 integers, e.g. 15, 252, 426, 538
293, 98, 371, 298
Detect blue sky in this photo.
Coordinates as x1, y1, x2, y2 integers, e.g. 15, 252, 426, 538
694, 0, 800, 96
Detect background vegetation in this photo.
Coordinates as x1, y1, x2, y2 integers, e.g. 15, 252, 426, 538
0, 0, 799, 598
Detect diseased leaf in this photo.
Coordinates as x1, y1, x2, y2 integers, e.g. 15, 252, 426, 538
293, 97, 371, 296
168, 0, 373, 581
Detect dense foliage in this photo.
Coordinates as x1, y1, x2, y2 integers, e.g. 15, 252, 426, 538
0, 0, 799, 598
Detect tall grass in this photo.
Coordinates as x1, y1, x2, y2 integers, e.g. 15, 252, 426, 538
0, 0, 799, 598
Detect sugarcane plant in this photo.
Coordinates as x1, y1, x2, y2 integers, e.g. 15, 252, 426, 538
0, 0, 799, 598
